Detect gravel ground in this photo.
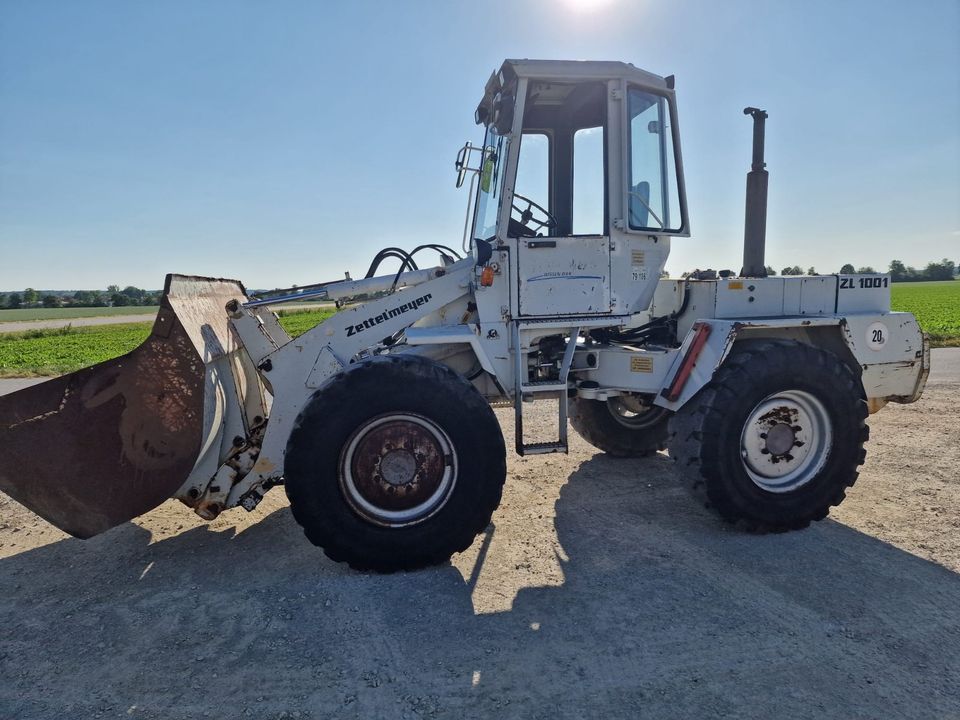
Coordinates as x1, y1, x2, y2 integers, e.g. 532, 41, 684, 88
1, 353, 958, 719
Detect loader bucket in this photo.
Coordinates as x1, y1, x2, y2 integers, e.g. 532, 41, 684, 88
0, 275, 248, 539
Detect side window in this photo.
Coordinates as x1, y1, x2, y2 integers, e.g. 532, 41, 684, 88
573, 126, 604, 235
514, 132, 550, 214
628, 88, 682, 232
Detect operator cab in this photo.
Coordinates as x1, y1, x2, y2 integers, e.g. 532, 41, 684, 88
462, 60, 689, 318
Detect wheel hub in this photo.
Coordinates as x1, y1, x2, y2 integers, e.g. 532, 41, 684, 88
340, 413, 457, 527
378, 449, 418, 486
739, 390, 832, 493
764, 422, 796, 456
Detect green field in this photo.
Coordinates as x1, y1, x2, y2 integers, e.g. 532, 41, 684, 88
891, 280, 960, 347
0, 323, 153, 377
0, 308, 336, 377
0, 305, 160, 323
273, 307, 338, 336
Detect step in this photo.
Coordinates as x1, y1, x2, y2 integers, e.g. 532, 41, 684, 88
520, 381, 569, 393
520, 441, 568, 456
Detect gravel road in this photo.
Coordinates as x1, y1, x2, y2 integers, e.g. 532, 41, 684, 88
1, 351, 958, 719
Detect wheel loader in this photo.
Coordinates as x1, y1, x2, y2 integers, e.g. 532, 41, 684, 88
0, 60, 928, 571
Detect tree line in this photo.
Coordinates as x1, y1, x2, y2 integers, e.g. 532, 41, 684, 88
768, 258, 957, 280
1, 285, 161, 309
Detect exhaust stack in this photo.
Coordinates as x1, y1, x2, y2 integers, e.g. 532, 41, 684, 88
741, 107, 769, 278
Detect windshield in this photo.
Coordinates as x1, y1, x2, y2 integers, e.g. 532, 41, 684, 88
472, 126, 506, 242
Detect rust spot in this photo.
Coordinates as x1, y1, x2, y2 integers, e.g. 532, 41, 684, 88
757, 405, 799, 425
195, 500, 224, 520
866, 397, 889, 414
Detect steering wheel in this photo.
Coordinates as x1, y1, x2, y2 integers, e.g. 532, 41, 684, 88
511, 193, 558, 235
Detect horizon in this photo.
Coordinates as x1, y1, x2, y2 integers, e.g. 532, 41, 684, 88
4, 256, 958, 297
1, 0, 958, 289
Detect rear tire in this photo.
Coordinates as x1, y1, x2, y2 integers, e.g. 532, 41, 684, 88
569, 395, 669, 457
284, 354, 506, 572
667, 340, 868, 531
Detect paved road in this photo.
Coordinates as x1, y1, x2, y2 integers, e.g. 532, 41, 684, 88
0, 377, 48, 395
929, 346, 959, 385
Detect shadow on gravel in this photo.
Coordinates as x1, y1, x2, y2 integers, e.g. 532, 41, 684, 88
2, 454, 959, 720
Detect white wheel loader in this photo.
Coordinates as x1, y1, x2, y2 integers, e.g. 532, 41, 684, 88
0, 60, 928, 571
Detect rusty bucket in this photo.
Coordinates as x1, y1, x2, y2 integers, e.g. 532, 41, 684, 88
0, 275, 248, 538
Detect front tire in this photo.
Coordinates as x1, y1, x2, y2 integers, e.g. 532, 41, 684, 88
667, 340, 868, 531
284, 354, 506, 571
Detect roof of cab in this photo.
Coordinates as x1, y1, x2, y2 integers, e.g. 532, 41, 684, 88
475, 59, 674, 127
501, 59, 670, 89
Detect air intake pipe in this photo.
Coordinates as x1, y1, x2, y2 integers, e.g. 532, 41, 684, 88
741, 107, 769, 278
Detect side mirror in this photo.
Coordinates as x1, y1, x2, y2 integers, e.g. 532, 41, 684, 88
492, 92, 515, 136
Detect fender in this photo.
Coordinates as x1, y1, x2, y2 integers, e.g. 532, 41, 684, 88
654, 314, 928, 413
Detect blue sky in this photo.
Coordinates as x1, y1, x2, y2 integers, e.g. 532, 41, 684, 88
1, 0, 958, 290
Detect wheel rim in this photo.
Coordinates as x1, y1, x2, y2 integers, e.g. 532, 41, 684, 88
339, 413, 457, 527
739, 390, 832, 493
607, 396, 668, 430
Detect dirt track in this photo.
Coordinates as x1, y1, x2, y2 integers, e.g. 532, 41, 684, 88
0, 313, 158, 333
1, 354, 959, 719
0, 301, 335, 334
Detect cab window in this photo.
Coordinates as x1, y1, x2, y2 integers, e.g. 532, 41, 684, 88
573, 126, 604, 235
627, 88, 682, 232
515, 132, 550, 216
511, 80, 608, 237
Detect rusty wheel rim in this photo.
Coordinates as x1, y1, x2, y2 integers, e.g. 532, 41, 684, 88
339, 413, 457, 527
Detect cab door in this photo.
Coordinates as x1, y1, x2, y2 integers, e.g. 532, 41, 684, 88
513, 120, 612, 317
518, 236, 611, 316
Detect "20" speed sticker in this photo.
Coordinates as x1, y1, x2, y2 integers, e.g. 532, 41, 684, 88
866, 322, 888, 351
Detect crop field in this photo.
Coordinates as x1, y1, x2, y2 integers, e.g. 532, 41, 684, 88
273, 306, 338, 336
0, 306, 159, 323
891, 280, 960, 347
0, 323, 153, 377
0, 308, 336, 377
